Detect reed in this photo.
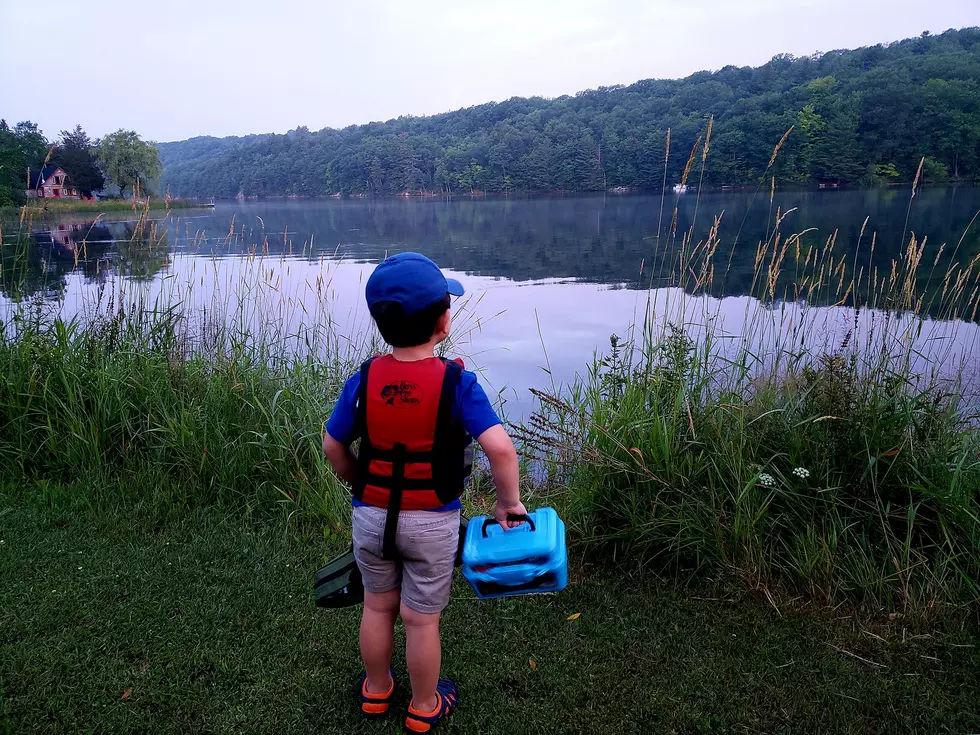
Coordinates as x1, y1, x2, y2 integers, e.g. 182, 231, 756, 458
516, 122, 980, 616
0, 208, 364, 527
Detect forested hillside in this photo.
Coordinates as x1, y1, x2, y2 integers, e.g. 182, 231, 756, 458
159, 28, 980, 198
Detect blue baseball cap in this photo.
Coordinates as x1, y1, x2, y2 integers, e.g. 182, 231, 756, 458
365, 252, 465, 314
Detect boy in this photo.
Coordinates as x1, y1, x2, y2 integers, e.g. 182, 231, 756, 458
322, 252, 526, 733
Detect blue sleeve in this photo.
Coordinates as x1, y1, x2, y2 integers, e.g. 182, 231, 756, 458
325, 372, 361, 445
457, 370, 502, 439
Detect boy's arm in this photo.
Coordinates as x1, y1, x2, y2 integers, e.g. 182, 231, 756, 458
322, 433, 357, 485
322, 372, 360, 486
476, 424, 527, 529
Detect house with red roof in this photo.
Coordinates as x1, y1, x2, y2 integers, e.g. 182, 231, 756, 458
27, 166, 80, 199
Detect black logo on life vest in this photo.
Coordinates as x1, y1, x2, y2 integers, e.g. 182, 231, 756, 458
380, 381, 423, 407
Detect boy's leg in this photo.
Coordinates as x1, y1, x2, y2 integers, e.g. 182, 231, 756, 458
361, 589, 400, 692
396, 510, 459, 714
352, 506, 401, 696
401, 605, 442, 712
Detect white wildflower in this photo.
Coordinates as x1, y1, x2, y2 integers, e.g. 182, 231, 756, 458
758, 473, 776, 488
792, 467, 810, 479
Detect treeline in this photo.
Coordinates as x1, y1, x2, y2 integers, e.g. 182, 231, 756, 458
159, 28, 980, 198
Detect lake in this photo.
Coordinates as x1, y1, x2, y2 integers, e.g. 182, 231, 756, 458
3, 188, 980, 419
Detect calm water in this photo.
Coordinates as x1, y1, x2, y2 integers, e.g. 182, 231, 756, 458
3, 189, 980, 418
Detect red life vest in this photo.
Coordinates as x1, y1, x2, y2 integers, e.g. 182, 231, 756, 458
353, 355, 470, 558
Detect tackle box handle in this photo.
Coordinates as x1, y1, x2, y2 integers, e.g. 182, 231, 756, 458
481, 514, 535, 537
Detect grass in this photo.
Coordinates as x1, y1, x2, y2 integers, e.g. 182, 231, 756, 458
2, 487, 979, 735
0, 304, 356, 525
1, 197, 207, 220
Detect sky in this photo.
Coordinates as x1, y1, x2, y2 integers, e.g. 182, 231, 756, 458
1, 0, 976, 143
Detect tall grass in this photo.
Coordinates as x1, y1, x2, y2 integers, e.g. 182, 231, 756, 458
0, 306, 357, 525
518, 126, 980, 617
0, 206, 363, 526
520, 326, 979, 614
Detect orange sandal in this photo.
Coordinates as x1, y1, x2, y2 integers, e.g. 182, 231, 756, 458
358, 668, 396, 719
404, 679, 459, 733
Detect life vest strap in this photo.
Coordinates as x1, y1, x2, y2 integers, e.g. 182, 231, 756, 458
431, 359, 464, 497
382, 443, 406, 561
353, 357, 376, 497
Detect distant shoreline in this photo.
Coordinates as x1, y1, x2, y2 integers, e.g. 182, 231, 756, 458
1, 199, 213, 221
195, 181, 975, 203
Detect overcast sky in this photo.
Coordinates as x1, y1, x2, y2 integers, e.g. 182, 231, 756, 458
1, 0, 976, 143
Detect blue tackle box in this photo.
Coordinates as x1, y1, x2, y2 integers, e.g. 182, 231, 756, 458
461, 507, 568, 599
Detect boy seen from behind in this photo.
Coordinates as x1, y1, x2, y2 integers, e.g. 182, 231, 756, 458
322, 253, 525, 733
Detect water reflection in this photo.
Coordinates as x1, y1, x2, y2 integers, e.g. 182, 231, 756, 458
162, 189, 980, 313
0, 219, 172, 302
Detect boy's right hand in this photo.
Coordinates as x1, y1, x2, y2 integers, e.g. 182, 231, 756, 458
494, 501, 528, 530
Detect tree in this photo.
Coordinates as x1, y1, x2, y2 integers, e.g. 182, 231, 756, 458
0, 121, 24, 206
811, 97, 865, 184
921, 157, 950, 183
794, 103, 825, 182
866, 162, 901, 187
97, 130, 161, 198
52, 125, 105, 196
0, 119, 49, 206
11, 121, 49, 172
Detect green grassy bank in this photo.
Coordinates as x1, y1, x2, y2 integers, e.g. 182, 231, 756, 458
2, 491, 978, 735
0, 300, 977, 620
0, 308, 354, 525
0, 198, 208, 224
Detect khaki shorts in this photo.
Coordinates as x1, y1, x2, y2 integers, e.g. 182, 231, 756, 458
352, 505, 460, 614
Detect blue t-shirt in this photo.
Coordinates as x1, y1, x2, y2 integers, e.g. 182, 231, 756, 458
325, 361, 501, 511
